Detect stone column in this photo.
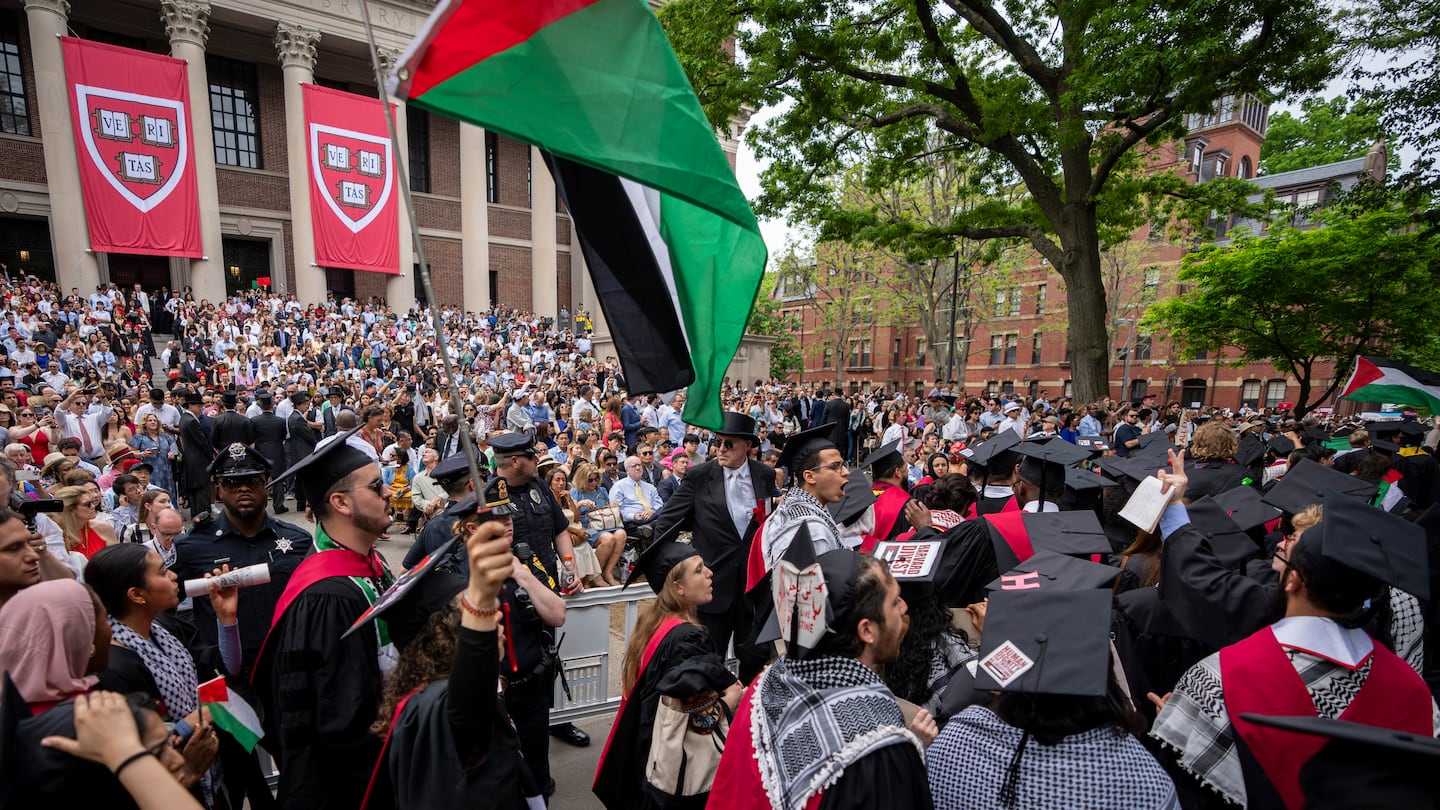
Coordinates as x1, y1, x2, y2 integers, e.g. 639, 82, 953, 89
376, 47, 415, 315
459, 123, 490, 313
529, 145, 557, 320
274, 22, 324, 305
162, 0, 225, 303
23, 0, 100, 293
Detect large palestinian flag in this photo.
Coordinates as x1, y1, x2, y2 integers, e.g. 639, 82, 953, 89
1340, 356, 1440, 413
392, 0, 767, 430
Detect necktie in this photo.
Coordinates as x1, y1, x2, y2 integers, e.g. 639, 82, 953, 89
728, 471, 750, 536
635, 481, 652, 511
79, 417, 94, 456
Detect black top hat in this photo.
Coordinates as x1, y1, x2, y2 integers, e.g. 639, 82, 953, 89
714, 411, 759, 443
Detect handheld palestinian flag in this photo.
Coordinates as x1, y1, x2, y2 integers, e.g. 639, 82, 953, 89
197, 675, 263, 752
392, 0, 768, 431
1340, 356, 1440, 414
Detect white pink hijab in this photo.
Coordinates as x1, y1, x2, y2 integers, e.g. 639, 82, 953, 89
0, 579, 99, 708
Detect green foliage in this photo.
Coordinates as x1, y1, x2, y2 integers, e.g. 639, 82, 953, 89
745, 271, 804, 380
1259, 96, 1391, 175
659, 0, 1343, 403
1142, 200, 1440, 415
1347, 0, 1440, 195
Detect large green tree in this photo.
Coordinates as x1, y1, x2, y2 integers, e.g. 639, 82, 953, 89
1349, 0, 1440, 196
1259, 96, 1389, 175
1142, 201, 1440, 416
659, 0, 1340, 404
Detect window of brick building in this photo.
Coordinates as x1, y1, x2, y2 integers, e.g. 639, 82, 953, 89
207, 56, 261, 169
485, 131, 498, 203
1004, 334, 1017, 365
893, 338, 902, 367
1241, 378, 1261, 408
989, 334, 1004, 365
821, 346, 832, 369
407, 109, 430, 193
1129, 379, 1149, 402
1031, 332, 1042, 364
1264, 379, 1286, 408
1009, 287, 1021, 316
1063, 379, 1073, 399
1133, 335, 1152, 361
986, 381, 999, 398
0, 13, 28, 136
1002, 380, 1015, 396
917, 338, 926, 366
994, 290, 1006, 317
1035, 283, 1046, 315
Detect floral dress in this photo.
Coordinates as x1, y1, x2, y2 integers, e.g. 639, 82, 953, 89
130, 432, 177, 498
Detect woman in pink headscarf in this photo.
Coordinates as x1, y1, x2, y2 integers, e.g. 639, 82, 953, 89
0, 578, 110, 714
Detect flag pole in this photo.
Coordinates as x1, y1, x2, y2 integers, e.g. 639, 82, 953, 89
357, 0, 490, 503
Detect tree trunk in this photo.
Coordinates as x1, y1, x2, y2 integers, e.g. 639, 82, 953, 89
1058, 208, 1111, 405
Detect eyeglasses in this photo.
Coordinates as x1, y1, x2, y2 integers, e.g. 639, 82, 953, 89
220, 474, 266, 489
641, 451, 653, 456
344, 477, 387, 498
808, 461, 849, 474
78, 500, 100, 509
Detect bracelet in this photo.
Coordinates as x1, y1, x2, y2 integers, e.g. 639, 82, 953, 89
459, 592, 500, 618
112, 749, 154, 778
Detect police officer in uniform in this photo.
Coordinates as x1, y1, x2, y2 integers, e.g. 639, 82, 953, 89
489, 431, 578, 797
402, 451, 483, 571
170, 442, 312, 810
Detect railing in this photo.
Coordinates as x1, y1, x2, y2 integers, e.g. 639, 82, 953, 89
550, 584, 654, 723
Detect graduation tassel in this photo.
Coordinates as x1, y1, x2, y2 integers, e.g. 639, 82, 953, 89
998, 729, 1029, 810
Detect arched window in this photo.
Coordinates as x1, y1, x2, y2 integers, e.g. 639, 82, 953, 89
1237, 156, 1252, 180
1180, 378, 1208, 409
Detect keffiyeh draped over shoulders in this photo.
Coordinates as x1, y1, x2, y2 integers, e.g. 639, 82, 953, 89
752, 654, 922, 810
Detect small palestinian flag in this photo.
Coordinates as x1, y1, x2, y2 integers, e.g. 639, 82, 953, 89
1340, 356, 1440, 414
198, 675, 263, 752
392, 0, 767, 431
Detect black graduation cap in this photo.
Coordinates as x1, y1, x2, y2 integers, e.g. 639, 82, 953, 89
1315, 489, 1430, 599
1333, 424, 1359, 439
973, 588, 1113, 696
1234, 433, 1268, 468
861, 439, 903, 473
341, 536, 465, 647
1132, 431, 1175, 459
984, 550, 1123, 592
1095, 454, 1162, 486
1240, 714, 1440, 809
1073, 437, 1111, 454
1262, 458, 1378, 515
1371, 438, 1400, 453
755, 528, 860, 660
1268, 434, 1297, 456
828, 469, 878, 527
775, 424, 837, 477
272, 426, 377, 507
1023, 511, 1111, 557
1013, 439, 1089, 509
1398, 421, 1429, 438
1186, 496, 1263, 567
959, 430, 1020, 473
1064, 465, 1117, 492
1365, 420, 1403, 437
1303, 426, 1331, 445
1211, 485, 1281, 532
624, 524, 699, 595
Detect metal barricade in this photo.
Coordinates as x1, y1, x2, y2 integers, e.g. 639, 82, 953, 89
551, 584, 655, 723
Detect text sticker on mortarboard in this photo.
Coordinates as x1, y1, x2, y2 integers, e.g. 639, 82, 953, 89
873, 541, 941, 579
773, 555, 828, 650
1000, 571, 1041, 590
979, 640, 1035, 687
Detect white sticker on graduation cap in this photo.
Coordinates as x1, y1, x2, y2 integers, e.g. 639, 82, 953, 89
979, 640, 1035, 687
873, 541, 941, 579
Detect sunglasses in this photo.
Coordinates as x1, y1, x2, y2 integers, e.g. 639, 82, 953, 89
221, 474, 267, 489
716, 439, 745, 450
345, 477, 386, 498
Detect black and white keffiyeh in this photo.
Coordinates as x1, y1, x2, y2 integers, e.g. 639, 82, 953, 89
752, 654, 922, 810
762, 487, 845, 570
928, 706, 1178, 810
1388, 586, 1426, 674
109, 617, 198, 718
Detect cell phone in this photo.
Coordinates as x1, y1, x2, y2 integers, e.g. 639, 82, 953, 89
15, 469, 39, 482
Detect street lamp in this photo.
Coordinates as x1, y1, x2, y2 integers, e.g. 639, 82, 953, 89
1115, 317, 1136, 402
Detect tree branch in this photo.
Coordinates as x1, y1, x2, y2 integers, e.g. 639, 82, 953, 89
941, 0, 1058, 95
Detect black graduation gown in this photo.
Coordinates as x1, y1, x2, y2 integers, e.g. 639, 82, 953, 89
257, 577, 385, 810
10, 700, 141, 810
593, 622, 729, 810
1183, 459, 1250, 499
1158, 522, 1277, 651
815, 743, 934, 810
917, 519, 1006, 609
374, 628, 534, 810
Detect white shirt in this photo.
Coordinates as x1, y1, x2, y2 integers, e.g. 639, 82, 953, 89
724, 464, 755, 536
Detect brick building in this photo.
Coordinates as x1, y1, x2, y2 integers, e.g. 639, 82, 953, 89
778, 97, 1384, 413
0, 0, 742, 318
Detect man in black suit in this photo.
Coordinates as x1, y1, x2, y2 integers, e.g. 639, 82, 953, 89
177, 390, 215, 517
210, 391, 254, 452
285, 392, 322, 512
250, 391, 289, 513
820, 390, 851, 459
653, 412, 777, 682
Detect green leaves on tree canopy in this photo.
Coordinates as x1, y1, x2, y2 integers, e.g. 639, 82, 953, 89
659, 0, 1343, 403
1142, 199, 1440, 416
1259, 96, 1391, 176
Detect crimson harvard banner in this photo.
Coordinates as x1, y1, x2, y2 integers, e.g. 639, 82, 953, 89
62, 37, 201, 258
303, 84, 399, 274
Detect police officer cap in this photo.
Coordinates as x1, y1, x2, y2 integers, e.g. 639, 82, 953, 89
490, 431, 539, 458
208, 443, 272, 479
430, 452, 474, 485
